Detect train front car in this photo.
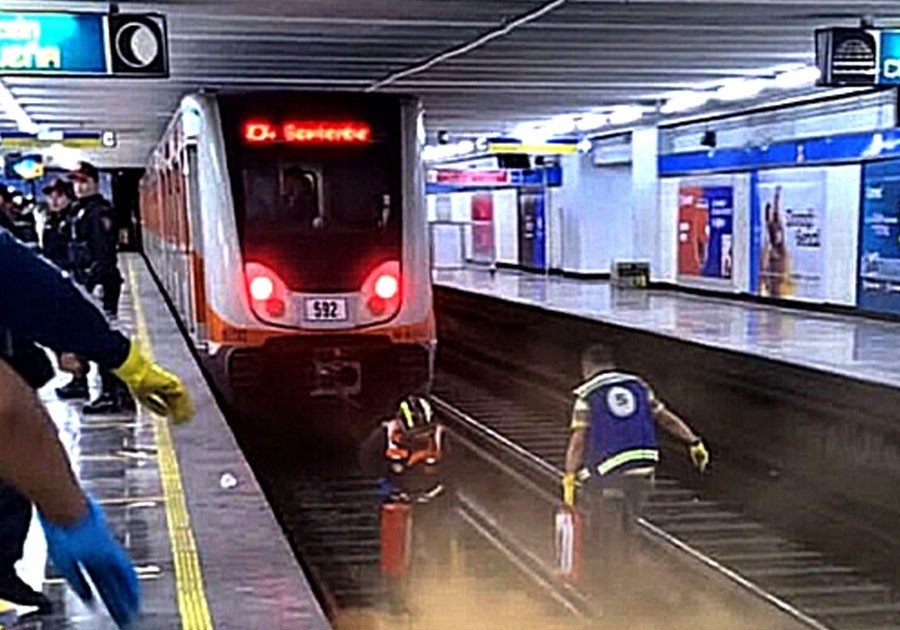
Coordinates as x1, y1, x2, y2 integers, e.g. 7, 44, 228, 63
145, 91, 435, 416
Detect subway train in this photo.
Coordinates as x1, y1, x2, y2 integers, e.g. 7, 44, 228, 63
140, 91, 435, 414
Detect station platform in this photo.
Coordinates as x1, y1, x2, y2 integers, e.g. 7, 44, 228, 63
434, 267, 900, 390
1, 255, 329, 629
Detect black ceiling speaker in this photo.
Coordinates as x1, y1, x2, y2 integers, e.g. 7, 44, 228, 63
701, 129, 717, 148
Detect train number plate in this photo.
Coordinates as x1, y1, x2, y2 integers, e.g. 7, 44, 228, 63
304, 298, 348, 322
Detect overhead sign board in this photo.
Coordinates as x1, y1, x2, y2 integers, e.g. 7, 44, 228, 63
487, 141, 578, 155
0, 130, 115, 149
816, 27, 900, 87
0, 12, 168, 77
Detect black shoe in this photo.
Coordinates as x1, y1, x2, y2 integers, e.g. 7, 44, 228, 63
55, 377, 89, 400
0, 572, 52, 612
83, 393, 132, 415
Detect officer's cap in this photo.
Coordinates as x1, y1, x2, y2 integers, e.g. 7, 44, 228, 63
67, 161, 99, 183
42, 178, 74, 197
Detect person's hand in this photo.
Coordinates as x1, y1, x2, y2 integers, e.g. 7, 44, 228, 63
562, 473, 578, 507
40, 496, 140, 628
689, 440, 709, 473
113, 341, 194, 423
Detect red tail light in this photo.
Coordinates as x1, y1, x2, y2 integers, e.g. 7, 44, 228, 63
363, 261, 401, 318
374, 273, 399, 300
245, 262, 287, 318
249, 276, 274, 301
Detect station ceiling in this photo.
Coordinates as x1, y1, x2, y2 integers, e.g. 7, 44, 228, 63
3, 0, 900, 166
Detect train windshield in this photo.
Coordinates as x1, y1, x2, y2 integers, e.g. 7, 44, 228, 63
219, 94, 404, 292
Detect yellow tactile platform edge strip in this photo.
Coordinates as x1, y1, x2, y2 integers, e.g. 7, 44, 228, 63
127, 260, 214, 630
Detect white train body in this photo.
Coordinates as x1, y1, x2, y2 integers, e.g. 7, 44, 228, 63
141, 91, 434, 407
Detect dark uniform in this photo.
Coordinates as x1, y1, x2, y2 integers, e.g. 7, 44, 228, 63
66, 162, 133, 413
70, 193, 123, 317
42, 202, 75, 269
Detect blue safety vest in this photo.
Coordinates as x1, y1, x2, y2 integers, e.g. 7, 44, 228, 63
575, 372, 659, 477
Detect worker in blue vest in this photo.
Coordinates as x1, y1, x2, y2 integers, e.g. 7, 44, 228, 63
562, 345, 708, 586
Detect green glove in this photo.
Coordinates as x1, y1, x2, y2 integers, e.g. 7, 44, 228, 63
113, 341, 194, 424
689, 440, 709, 473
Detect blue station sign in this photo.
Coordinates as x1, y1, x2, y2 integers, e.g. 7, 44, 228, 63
0, 12, 168, 77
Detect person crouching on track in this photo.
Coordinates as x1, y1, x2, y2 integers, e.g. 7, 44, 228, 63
360, 396, 445, 611
561, 344, 709, 591
360, 395, 444, 504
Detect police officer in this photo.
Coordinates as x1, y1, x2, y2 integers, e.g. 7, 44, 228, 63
38, 179, 91, 402
0, 225, 194, 627
562, 345, 709, 583
41, 178, 76, 269
67, 162, 133, 414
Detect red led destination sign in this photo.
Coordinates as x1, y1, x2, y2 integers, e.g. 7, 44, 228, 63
243, 120, 372, 144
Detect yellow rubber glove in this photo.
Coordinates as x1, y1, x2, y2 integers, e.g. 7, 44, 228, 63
689, 440, 709, 473
562, 473, 577, 507
113, 341, 194, 424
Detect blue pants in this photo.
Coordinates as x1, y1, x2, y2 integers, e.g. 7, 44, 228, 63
0, 483, 30, 573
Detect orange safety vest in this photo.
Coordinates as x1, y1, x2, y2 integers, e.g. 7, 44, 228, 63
384, 421, 443, 470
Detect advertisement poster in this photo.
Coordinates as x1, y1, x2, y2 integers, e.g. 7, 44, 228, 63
470, 192, 495, 263
753, 171, 826, 300
677, 185, 734, 279
857, 159, 900, 315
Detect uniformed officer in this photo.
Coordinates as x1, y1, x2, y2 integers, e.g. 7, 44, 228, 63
0, 225, 194, 627
562, 345, 709, 582
38, 179, 92, 402
67, 162, 134, 414
41, 178, 76, 269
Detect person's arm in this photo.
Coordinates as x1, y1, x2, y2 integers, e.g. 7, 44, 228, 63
562, 398, 590, 506
654, 404, 700, 445
651, 391, 709, 472
0, 228, 129, 367
0, 228, 193, 423
0, 357, 86, 524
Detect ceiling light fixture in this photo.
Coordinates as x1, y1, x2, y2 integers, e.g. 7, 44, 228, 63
660, 91, 710, 114
0, 80, 38, 133
773, 66, 822, 89
715, 78, 768, 101
575, 112, 608, 132
608, 105, 645, 126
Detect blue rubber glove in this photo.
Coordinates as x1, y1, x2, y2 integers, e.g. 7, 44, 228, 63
40, 496, 140, 628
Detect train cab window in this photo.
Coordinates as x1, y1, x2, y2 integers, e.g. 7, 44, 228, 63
240, 161, 389, 235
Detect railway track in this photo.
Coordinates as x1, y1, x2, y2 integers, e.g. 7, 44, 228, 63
264, 470, 585, 626
433, 366, 900, 630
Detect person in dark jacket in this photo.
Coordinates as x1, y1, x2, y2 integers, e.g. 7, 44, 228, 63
39, 178, 92, 401
41, 178, 75, 268
0, 225, 194, 627
67, 162, 133, 414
